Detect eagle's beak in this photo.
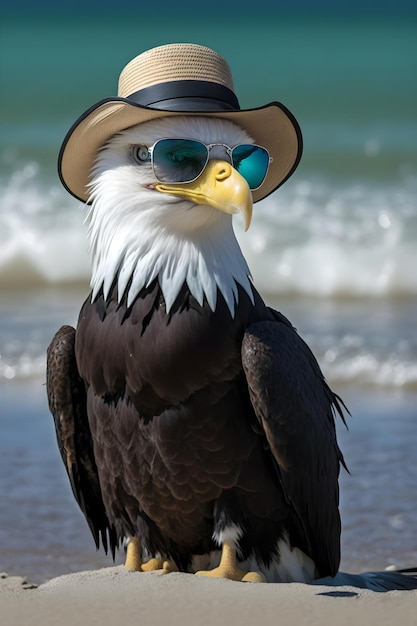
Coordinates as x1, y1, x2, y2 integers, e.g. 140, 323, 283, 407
154, 160, 253, 231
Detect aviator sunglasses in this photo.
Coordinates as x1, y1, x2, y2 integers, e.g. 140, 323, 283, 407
134, 139, 273, 191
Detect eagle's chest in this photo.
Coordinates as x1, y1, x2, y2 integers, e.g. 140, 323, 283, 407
76, 283, 263, 540
75, 281, 251, 410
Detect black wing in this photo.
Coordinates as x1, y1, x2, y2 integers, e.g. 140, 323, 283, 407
46, 325, 118, 557
241, 312, 347, 577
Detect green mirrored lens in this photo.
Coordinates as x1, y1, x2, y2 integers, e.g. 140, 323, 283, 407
152, 139, 208, 183
232, 145, 270, 189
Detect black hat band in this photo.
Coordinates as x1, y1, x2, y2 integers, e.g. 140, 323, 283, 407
127, 80, 241, 112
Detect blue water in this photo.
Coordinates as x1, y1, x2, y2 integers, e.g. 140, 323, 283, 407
0, 9, 416, 582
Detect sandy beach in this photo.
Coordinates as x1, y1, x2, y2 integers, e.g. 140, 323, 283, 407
1, 566, 417, 626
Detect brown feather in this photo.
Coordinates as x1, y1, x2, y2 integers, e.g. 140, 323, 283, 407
46, 325, 117, 556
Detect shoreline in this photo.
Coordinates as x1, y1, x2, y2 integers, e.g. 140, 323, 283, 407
2, 567, 417, 626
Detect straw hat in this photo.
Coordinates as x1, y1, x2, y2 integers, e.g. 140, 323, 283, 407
58, 43, 302, 204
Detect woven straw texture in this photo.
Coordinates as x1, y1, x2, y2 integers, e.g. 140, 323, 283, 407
118, 44, 234, 97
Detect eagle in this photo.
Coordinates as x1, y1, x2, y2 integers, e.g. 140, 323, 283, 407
47, 43, 347, 584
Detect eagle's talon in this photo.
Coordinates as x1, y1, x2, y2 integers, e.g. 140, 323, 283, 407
124, 538, 176, 573
124, 537, 142, 571
140, 557, 166, 572
195, 540, 264, 583
162, 560, 178, 573
241, 571, 265, 583
196, 566, 264, 583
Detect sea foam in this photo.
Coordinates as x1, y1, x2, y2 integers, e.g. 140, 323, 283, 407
2, 165, 416, 299
0, 163, 89, 288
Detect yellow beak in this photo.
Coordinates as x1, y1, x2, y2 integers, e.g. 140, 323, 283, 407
154, 159, 253, 231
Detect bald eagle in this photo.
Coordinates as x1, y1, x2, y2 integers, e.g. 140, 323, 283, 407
47, 115, 347, 583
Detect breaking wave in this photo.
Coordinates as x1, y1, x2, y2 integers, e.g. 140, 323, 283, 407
2, 162, 417, 388
2, 162, 417, 299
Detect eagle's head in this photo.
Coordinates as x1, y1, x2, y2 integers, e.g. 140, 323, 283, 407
87, 116, 258, 315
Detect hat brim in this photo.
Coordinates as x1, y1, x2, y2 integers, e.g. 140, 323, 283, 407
58, 98, 302, 204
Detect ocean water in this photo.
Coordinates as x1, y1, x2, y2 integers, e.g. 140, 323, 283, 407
0, 9, 416, 582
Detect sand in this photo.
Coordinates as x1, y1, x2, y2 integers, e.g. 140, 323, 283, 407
1, 566, 416, 626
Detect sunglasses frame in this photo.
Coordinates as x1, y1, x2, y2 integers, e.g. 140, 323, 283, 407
142, 138, 273, 191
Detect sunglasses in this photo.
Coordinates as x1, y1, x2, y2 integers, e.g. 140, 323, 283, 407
135, 139, 272, 191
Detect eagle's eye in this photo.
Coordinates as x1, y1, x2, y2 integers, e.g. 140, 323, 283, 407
132, 145, 150, 164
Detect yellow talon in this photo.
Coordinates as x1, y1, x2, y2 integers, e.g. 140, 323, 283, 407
124, 537, 177, 573
140, 557, 166, 572
195, 541, 265, 583
141, 558, 177, 573
124, 537, 142, 571
241, 571, 265, 583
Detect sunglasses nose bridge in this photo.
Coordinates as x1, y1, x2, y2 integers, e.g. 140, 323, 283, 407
206, 143, 232, 164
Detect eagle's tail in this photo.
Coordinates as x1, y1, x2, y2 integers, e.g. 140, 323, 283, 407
314, 567, 417, 591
